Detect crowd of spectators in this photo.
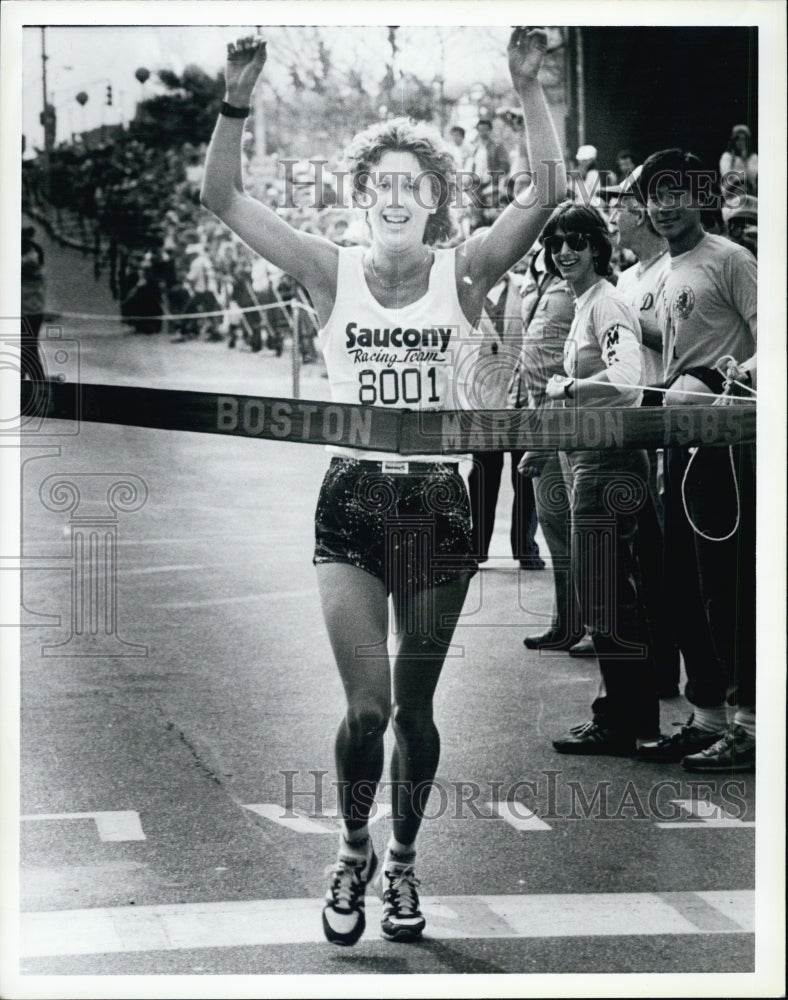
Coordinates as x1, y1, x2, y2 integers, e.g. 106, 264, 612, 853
22, 134, 351, 357
21, 115, 756, 359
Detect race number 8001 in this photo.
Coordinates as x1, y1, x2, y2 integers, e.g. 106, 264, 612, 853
358, 367, 440, 405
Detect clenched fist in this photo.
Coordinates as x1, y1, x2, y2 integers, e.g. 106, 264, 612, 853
225, 36, 267, 105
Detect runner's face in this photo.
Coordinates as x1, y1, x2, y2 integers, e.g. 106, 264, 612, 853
646, 182, 701, 243
365, 150, 437, 252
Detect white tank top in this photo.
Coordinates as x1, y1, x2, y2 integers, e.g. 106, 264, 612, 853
318, 245, 482, 461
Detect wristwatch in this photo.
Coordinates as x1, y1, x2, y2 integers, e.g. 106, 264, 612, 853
563, 378, 575, 399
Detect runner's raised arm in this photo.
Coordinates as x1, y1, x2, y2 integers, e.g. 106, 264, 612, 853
200, 36, 338, 320
457, 28, 566, 308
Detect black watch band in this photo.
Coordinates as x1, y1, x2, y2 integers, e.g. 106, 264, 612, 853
220, 101, 250, 118
563, 379, 575, 399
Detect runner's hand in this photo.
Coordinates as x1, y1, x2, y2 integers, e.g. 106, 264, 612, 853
225, 36, 267, 105
508, 27, 548, 88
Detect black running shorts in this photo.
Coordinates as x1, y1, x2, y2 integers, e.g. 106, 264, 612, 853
314, 457, 477, 593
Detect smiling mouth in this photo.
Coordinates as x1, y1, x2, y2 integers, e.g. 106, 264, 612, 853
382, 212, 408, 225
557, 257, 579, 267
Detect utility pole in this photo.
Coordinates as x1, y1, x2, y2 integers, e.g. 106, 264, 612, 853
40, 27, 52, 197
575, 27, 586, 149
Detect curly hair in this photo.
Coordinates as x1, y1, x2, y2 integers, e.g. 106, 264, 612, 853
540, 201, 613, 278
344, 116, 457, 246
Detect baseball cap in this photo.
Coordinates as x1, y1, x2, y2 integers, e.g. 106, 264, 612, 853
600, 164, 644, 202
722, 193, 758, 224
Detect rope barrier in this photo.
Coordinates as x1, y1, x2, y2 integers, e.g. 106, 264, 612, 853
681, 447, 742, 542
52, 300, 319, 324
19, 380, 756, 453
569, 380, 757, 403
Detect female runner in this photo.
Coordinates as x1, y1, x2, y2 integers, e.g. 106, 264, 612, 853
201, 27, 564, 945
540, 203, 660, 755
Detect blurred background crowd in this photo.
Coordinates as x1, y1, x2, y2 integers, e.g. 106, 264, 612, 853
22, 25, 758, 360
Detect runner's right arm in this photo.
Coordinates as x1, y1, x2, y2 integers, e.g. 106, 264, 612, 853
200, 37, 337, 319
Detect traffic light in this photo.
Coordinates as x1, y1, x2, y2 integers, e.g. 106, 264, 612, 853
106, 84, 113, 106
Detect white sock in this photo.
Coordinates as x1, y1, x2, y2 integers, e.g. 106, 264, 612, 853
692, 705, 728, 733
734, 707, 756, 738
385, 836, 416, 871
340, 825, 370, 859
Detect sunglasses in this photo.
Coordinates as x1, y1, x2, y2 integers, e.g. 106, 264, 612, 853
543, 232, 590, 255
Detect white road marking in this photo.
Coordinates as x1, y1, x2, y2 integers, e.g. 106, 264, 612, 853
656, 799, 756, 829
243, 803, 391, 834
243, 798, 754, 836
153, 591, 311, 609
20, 890, 754, 957
487, 801, 552, 831
21, 810, 146, 842
117, 565, 211, 575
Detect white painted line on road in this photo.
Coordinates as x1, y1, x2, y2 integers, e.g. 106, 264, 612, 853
21, 810, 146, 842
243, 803, 391, 834
153, 591, 310, 609
487, 801, 552, 831
656, 821, 757, 829
118, 565, 211, 575
243, 804, 334, 835
20, 890, 754, 958
655, 799, 756, 829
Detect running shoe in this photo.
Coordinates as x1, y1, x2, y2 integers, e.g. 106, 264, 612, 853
321, 848, 378, 947
637, 714, 725, 764
380, 864, 426, 942
552, 720, 635, 755
681, 725, 755, 772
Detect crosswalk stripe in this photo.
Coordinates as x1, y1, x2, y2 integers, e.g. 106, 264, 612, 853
243, 802, 391, 833
486, 801, 552, 831
152, 591, 310, 609
20, 890, 753, 958
20, 811, 145, 842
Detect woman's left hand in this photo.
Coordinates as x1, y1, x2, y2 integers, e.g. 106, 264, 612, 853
545, 374, 570, 400
508, 27, 548, 88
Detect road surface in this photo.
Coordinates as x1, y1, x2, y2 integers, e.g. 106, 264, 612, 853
7, 223, 769, 994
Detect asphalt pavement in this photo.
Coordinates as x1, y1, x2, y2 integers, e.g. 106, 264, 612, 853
8, 224, 771, 995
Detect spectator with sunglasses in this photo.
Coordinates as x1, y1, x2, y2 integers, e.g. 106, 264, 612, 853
541, 202, 660, 755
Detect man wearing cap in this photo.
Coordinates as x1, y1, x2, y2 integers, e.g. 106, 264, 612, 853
608, 166, 680, 698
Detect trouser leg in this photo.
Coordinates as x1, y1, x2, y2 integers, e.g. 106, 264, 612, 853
468, 451, 504, 561
569, 449, 659, 738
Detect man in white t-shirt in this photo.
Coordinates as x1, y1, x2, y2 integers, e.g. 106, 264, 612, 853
636, 148, 757, 774
608, 166, 679, 698
609, 166, 669, 393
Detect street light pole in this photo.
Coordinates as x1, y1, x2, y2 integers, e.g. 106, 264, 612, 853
40, 27, 52, 198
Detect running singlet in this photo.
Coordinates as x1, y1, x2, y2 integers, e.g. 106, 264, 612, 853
318, 245, 482, 461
